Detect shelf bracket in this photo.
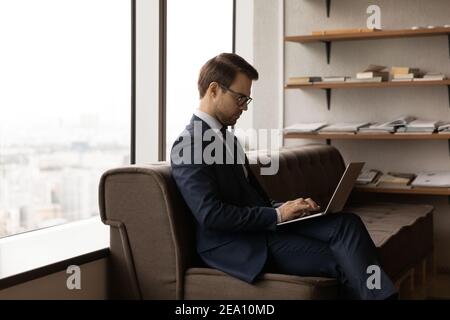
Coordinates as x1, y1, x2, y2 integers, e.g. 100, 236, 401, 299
326, 139, 331, 145
326, 0, 331, 17
448, 85, 450, 108
322, 88, 332, 110
321, 41, 332, 64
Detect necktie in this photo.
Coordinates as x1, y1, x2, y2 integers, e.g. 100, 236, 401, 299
219, 126, 249, 180
220, 126, 227, 139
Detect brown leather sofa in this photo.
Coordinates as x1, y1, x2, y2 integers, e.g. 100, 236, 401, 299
98, 144, 434, 299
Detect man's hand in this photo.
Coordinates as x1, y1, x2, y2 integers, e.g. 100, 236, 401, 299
278, 198, 320, 223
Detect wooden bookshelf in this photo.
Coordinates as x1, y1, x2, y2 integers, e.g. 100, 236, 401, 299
285, 80, 450, 109
284, 8, 450, 199
285, 27, 450, 64
285, 80, 450, 89
354, 186, 450, 196
285, 27, 450, 43
284, 133, 450, 140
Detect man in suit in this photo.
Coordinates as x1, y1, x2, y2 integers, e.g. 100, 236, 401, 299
170, 53, 397, 300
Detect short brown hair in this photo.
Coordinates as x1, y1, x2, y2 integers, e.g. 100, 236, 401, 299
197, 53, 259, 98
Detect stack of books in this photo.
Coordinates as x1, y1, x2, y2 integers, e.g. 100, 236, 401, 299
376, 172, 416, 189
347, 65, 389, 83
358, 116, 416, 134
356, 169, 382, 185
321, 76, 350, 83
287, 76, 322, 85
396, 120, 445, 134
412, 171, 450, 188
413, 72, 447, 81
357, 171, 416, 189
320, 122, 371, 134
358, 123, 395, 134
437, 122, 450, 134
283, 122, 328, 134
391, 67, 423, 82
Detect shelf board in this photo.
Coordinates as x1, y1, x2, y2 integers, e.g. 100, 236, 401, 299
354, 186, 450, 196
285, 27, 450, 43
286, 80, 450, 109
285, 80, 450, 89
284, 133, 450, 140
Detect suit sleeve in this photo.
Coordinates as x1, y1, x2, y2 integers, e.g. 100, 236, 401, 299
171, 161, 278, 232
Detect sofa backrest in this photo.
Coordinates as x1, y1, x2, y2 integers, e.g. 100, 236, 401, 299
98, 144, 346, 299
249, 144, 346, 208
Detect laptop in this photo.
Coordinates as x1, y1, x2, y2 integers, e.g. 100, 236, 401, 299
277, 162, 365, 226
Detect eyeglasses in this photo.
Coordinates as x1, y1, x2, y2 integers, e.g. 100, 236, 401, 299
218, 83, 253, 107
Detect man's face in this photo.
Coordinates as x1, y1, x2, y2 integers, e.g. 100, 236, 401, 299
213, 72, 252, 126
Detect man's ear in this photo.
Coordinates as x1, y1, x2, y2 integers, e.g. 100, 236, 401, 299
209, 82, 219, 98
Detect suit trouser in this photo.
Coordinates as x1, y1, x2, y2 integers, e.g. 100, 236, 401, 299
264, 212, 397, 300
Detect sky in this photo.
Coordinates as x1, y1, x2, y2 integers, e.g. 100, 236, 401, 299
0, 0, 130, 126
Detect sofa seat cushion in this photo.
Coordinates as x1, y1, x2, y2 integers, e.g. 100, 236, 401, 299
184, 268, 338, 300
346, 202, 434, 279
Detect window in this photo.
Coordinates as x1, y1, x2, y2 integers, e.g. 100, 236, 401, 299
0, 0, 131, 238
166, 0, 233, 159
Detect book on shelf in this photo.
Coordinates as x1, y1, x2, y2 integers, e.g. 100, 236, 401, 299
395, 120, 444, 133
358, 123, 395, 133
376, 172, 416, 189
412, 171, 450, 188
391, 67, 423, 81
391, 67, 423, 82
358, 116, 416, 133
287, 76, 322, 85
391, 67, 421, 76
311, 28, 381, 36
391, 78, 413, 82
356, 65, 389, 81
321, 76, 350, 82
437, 122, 450, 133
320, 122, 371, 133
346, 76, 383, 83
413, 72, 447, 81
284, 122, 328, 133
383, 115, 416, 130
356, 169, 382, 185
393, 73, 415, 80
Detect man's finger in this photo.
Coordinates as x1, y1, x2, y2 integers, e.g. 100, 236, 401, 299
304, 198, 320, 210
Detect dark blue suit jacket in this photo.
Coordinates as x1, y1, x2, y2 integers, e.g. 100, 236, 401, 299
170, 115, 279, 283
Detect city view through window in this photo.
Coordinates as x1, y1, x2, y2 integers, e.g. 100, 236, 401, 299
0, 0, 130, 238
